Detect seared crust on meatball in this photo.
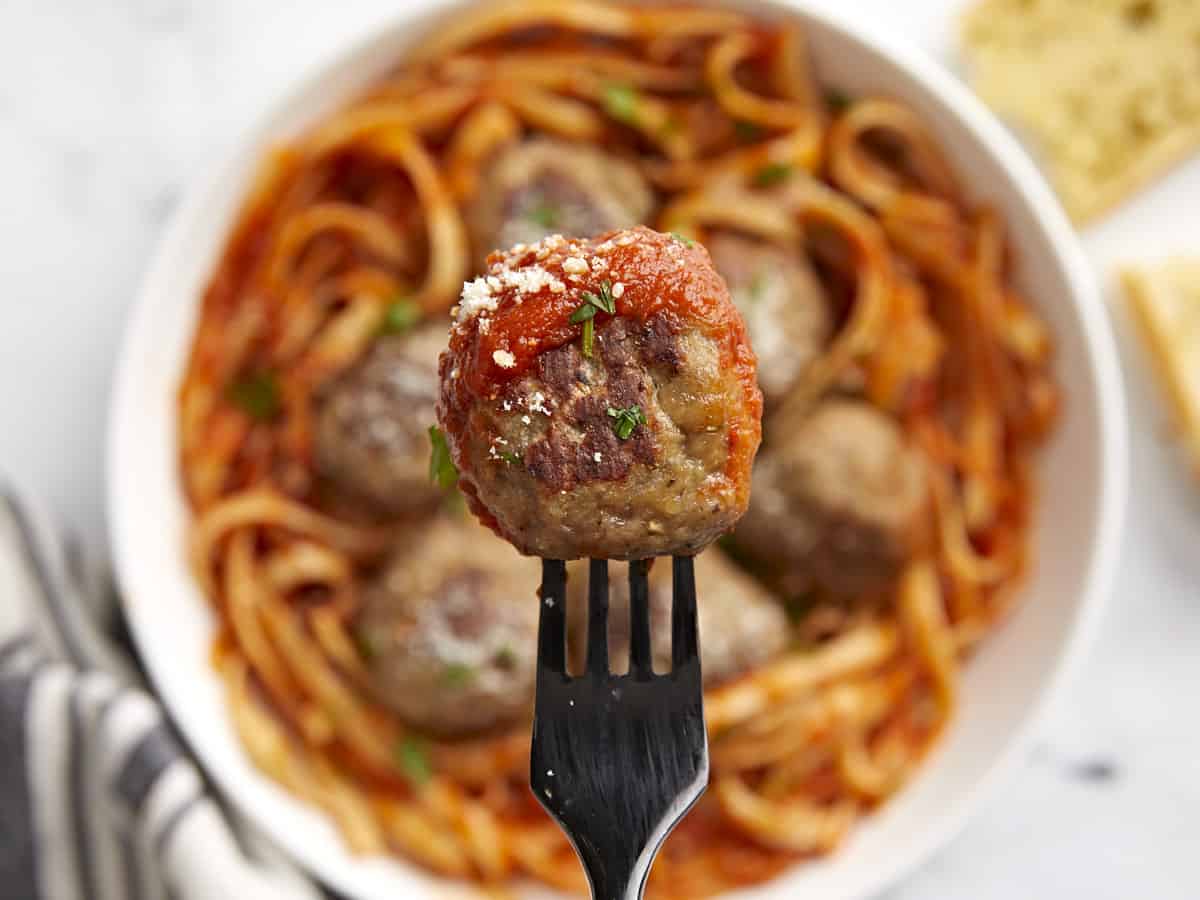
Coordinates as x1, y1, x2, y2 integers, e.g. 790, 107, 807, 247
467, 138, 654, 265
355, 516, 539, 737
566, 551, 789, 686
314, 326, 445, 517
707, 232, 832, 408
438, 227, 762, 560
734, 400, 932, 597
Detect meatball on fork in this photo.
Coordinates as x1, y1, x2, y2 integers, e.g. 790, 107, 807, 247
438, 226, 762, 561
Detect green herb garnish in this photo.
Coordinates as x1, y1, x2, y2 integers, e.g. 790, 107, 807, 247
669, 231, 696, 248
569, 304, 597, 324
747, 270, 768, 303
395, 737, 431, 786
428, 425, 458, 490
354, 629, 380, 662
498, 450, 522, 465
571, 281, 616, 358
442, 662, 476, 688
753, 162, 792, 187
227, 371, 281, 422
580, 317, 595, 357
525, 202, 559, 229
784, 592, 816, 625
582, 281, 616, 315
734, 120, 763, 142
379, 296, 421, 335
607, 404, 647, 440
602, 82, 640, 124
825, 88, 853, 113
494, 645, 517, 669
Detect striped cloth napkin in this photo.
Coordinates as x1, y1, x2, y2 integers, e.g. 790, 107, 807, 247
0, 486, 332, 900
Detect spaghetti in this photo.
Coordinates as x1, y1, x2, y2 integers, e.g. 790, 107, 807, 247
179, 2, 1058, 896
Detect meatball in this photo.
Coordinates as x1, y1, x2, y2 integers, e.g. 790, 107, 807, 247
355, 516, 539, 737
438, 227, 763, 560
314, 325, 444, 517
566, 550, 789, 686
467, 138, 654, 265
706, 232, 832, 408
734, 400, 931, 597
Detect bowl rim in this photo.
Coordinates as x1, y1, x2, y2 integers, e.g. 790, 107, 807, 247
107, 2, 1128, 898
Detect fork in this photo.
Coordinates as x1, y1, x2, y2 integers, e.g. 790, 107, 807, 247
531, 557, 708, 900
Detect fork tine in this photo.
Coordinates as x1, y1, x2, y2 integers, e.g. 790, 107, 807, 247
538, 559, 567, 675
628, 558, 654, 677
585, 558, 610, 676
671, 555, 699, 668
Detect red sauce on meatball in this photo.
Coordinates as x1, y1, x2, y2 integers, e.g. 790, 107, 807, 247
447, 227, 755, 398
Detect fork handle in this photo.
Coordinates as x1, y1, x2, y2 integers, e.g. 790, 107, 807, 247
579, 847, 652, 900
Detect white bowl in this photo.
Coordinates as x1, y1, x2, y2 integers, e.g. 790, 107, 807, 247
108, 2, 1128, 898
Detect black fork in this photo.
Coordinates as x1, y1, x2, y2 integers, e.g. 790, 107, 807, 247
531, 557, 708, 900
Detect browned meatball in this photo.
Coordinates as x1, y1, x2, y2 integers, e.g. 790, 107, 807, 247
566, 550, 789, 686
314, 326, 444, 517
706, 232, 832, 408
734, 400, 931, 597
354, 516, 539, 737
438, 227, 763, 561
467, 138, 654, 265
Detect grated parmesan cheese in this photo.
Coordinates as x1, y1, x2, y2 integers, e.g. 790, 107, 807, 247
529, 392, 551, 415
457, 276, 498, 322
493, 349, 516, 368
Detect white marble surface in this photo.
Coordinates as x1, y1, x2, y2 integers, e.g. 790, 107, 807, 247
1, 1, 1197, 897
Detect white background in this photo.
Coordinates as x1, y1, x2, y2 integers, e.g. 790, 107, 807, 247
0, 1, 1197, 896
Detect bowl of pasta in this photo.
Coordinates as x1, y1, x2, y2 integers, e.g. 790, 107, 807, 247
108, 1, 1127, 898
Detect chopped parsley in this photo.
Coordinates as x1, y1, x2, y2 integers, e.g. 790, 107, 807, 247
569, 304, 598, 325
427, 426, 458, 490
498, 450, 522, 466
825, 88, 853, 113
379, 296, 421, 335
227, 371, 280, 422
747, 270, 768, 303
602, 82, 640, 124
580, 317, 595, 357
494, 645, 517, 669
669, 231, 696, 247
581, 280, 616, 315
784, 592, 816, 625
734, 120, 763, 142
353, 629, 380, 662
753, 162, 793, 187
395, 737, 431, 786
525, 202, 559, 229
571, 281, 616, 358
607, 404, 647, 440
442, 662, 476, 688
